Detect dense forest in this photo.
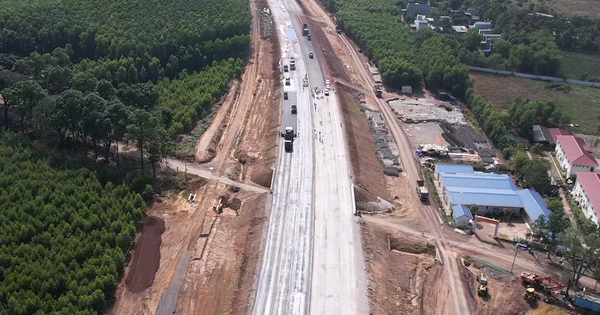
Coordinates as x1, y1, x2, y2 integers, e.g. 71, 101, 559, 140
0, 0, 251, 64
0, 0, 251, 313
0, 133, 146, 315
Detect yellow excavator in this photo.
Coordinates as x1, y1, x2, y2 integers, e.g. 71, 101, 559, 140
477, 273, 488, 297
524, 286, 539, 302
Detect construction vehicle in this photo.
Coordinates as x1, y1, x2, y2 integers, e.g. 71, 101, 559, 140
282, 126, 296, 140
290, 60, 296, 70
284, 140, 293, 153
416, 179, 429, 201
524, 287, 540, 302
291, 104, 297, 114
477, 273, 489, 297
336, 26, 342, 34
375, 85, 383, 97
283, 64, 288, 72
309, 51, 314, 59
520, 272, 565, 293
302, 23, 309, 36
284, 91, 288, 100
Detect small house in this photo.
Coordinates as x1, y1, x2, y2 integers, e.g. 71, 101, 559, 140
402, 85, 413, 94
406, 3, 431, 18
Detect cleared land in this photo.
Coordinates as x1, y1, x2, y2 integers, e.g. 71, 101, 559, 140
470, 72, 600, 135
561, 51, 600, 81
545, 0, 600, 19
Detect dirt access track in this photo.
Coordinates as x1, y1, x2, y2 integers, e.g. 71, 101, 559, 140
108, 0, 279, 314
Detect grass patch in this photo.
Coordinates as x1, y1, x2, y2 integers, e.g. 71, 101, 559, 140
561, 51, 600, 81
470, 72, 600, 135
172, 102, 222, 160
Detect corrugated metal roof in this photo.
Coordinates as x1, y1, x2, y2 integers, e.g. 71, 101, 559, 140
440, 173, 517, 190
517, 189, 551, 220
436, 164, 474, 174
449, 190, 523, 208
577, 173, 600, 217
453, 205, 473, 219
557, 135, 598, 167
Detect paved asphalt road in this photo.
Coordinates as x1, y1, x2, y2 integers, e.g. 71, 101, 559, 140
251, 0, 368, 314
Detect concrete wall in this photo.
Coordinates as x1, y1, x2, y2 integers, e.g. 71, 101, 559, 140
573, 179, 599, 224
454, 215, 470, 228
470, 66, 600, 88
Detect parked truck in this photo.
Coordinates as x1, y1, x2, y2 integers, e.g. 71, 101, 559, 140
284, 91, 288, 100
416, 179, 429, 201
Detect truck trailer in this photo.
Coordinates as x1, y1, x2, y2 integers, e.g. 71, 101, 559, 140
416, 179, 429, 201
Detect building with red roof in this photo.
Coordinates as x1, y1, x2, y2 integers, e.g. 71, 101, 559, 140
548, 128, 571, 144
555, 135, 598, 178
573, 172, 600, 224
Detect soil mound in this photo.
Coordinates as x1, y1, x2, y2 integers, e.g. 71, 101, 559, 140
125, 216, 166, 293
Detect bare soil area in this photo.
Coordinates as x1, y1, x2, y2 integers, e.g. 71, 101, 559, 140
125, 216, 166, 293
462, 260, 530, 315
361, 221, 443, 315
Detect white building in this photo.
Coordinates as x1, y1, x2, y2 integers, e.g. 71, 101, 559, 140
572, 172, 600, 224
555, 135, 598, 178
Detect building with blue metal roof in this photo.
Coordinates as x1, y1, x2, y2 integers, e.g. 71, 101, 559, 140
452, 205, 473, 227
436, 164, 551, 224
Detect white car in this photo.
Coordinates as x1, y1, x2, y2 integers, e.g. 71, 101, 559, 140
325, 79, 331, 85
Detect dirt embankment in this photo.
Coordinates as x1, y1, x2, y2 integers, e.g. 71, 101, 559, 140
361, 221, 441, 315
234, 0, 281, 188
125, 216, 166, 293
338, 84, 389, 202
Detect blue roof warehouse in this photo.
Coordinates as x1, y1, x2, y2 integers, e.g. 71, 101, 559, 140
434, 164, 551, 227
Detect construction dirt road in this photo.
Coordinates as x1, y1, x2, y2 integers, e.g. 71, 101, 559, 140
108, 0, 280, 314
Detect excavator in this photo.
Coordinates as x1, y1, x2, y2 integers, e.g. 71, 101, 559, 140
520, 272, 565, 293
477, 273, 488, 297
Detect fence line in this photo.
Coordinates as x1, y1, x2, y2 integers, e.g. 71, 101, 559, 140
469, 66, 600, 88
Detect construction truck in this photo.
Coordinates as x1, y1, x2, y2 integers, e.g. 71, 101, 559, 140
520, 272, 565, 293
477, 273, 489, 297
282, 126, 296, 140
291, 104, 297, 114
302, 23, 309, 36
416, 179, 429, 201
290, 60, 296, 70
284, 140, 293, 153
284, 91, 288, 100
375, 85, 383, 97
283, 64, 288, 72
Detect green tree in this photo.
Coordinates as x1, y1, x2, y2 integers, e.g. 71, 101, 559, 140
73, 72, 98, 93
9, 80, 46, 133
558, 228, 600, 295
469, 204, 479, 217
125, 109, 160, 170
465, 28, 483, 52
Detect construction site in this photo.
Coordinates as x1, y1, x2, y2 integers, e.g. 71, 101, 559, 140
105, 0, 593, 313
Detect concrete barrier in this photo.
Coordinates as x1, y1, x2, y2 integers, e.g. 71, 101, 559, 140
469, 66, 600, 88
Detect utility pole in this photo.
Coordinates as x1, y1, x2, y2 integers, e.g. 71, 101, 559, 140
510, 246, 518, 274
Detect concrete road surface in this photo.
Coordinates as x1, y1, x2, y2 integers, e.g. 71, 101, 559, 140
251, 0, 368, 314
